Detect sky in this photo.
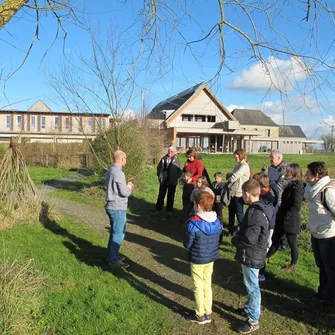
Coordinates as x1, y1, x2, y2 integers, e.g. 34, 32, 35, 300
1, 0, 335, 139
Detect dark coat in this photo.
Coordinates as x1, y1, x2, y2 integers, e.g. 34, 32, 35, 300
232, 201, 273, 269
157, 155, 182, 186
183, 213, 222, 264
276, 180, 304, 234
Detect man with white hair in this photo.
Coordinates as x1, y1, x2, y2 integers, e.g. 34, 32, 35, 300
155, 146, 182, 212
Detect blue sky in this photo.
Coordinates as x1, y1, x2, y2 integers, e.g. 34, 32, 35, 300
0, 1, 335, 139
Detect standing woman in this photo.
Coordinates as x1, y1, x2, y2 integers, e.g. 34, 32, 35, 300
266, 163, 304, 272
304, 161, 335, 310
183, 149, 204, 183
226, 149, 250, 235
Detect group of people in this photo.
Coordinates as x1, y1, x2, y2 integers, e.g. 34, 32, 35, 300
104, 147, 335, 334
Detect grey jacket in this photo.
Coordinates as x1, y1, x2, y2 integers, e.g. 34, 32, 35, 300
105, 163, 131, 211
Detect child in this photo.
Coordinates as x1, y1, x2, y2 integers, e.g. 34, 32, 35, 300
182, 171, 195, 222
231, 179, 273, 334
212, 172, 225, 224
252, 173, 276, 281
190, 176, 215, 203
183, 192, 222, 325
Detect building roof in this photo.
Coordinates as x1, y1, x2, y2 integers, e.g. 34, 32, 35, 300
28, 100, 52, 112
279, 125, 306, 138
231, 109, 278, 127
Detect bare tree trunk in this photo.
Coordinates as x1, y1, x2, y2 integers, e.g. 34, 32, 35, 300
0, 0, 27, 30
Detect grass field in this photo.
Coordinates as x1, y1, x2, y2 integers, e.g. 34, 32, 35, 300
2, 153, 335, 334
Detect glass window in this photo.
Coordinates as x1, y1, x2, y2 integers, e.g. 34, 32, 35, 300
31, 116, 35, 129
55, 116, 59, 128
41, 117, 46, 129
182, 115, 193, 121
17, 115, 22, 128
65, 117, 70, 129
88, 118, 93, 129
265, 129, 271, 137
207, 115, 216, 122
195, 115, 206, 122
102, 119, 107, 128
6, 115, 10, 129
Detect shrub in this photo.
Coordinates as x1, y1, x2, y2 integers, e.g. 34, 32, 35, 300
0, 258, 42, 334
91, 121, 166, 180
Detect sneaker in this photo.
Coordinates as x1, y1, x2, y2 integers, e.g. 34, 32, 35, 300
204, 314, 212, 324
283, 264, 296, 272
237, 318, 260, 334
108, 260, 130, 269
187, 312, 207, 325
258, 274, 266, 282
118, 256, 126, 262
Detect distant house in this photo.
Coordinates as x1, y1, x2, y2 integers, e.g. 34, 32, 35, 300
148, 83, 323, 154
231, 109, 323, 154
147, 83, 259, 153
0, 100, 110, 143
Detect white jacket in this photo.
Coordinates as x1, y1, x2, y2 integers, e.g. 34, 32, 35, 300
304, 176, 335, 239
227, 162, 250, 197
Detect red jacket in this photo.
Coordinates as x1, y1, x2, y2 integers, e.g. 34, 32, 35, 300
183, 159, 204, 182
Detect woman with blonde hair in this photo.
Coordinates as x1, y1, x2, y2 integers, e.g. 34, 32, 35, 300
266, 163, 304, 272
226, 149, 250, 236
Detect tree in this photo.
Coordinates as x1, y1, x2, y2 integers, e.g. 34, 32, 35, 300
320, 134, 335, 150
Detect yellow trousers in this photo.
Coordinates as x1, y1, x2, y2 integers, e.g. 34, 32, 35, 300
190, 262, 214, 317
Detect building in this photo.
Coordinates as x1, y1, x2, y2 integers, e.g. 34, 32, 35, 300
0, 100, 110, 143
148, 83, 323, 154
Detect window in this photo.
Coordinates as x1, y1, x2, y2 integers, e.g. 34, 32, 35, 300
55, 116, 59, 128
102, 119, 107, 128
265, 129, 271, 137
207, 115, 216, 122
182, 115, 193, 121
195, 115, 206, 122
6, 115, 10, 129
88, 118, 93, 130
31, 116, 36, 129
65, 117, 70, 129
41, 117, 46, 129
17, 115, 22, 128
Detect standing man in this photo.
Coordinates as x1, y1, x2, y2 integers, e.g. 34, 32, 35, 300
106, 150, 134, 269
155, 146, 182, 212
269, 149, 289, 249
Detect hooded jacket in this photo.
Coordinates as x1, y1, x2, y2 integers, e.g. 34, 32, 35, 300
232, 201, 273, 269
183, 211, 222, 264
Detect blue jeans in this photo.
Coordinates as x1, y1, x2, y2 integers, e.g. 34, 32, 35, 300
228, 196, 244, 233
241, 265, 261, 323
106, 209, 127, 264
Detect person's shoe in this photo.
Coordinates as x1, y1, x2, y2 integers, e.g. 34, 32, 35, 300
108, 260, 130, 269
237, 318, 260, 334
258, 274, 266, 282
204, 313, 212, 324
186, 312, 207, 325
283, 264, 296, 272
118, 256, 126, 262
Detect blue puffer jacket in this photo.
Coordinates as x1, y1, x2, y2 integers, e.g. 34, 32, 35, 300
183, 211, 222, 264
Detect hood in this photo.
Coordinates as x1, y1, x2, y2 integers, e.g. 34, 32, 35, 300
304, 176, 331, 201
251, 200, 274, 223
192, 211, 222, 236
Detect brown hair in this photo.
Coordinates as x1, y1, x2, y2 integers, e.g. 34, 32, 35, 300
214, 171, 222, 178
242, 179, 261, 196
186, 148, 198, 160
252, 172, 269, 188
233, 148, 247, 162
286, 163, 302, 181
197, 176, 208, 188
184, 171, 193, 178
307, 161, 328, 178
195, 192, 214, 212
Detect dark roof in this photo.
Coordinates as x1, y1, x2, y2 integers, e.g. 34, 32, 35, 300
279, 125, 306, 138
231, 109, 278, 127
147, 82, 205, 119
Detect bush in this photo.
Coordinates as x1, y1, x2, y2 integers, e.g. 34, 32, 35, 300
0, 258, 42, 334
91, 121, 166, 180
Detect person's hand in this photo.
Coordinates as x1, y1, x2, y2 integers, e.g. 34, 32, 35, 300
127, 181, 134, 191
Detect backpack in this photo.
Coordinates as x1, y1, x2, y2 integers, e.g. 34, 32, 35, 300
320, 180, 335, 216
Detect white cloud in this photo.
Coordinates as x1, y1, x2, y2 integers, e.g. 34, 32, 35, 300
225, 104, 246, 112
122, 108, 137, 120
230, 56, 308, 92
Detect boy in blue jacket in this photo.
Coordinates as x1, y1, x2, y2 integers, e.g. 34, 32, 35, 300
183, 192, 222, 325
232, 179, 273, 334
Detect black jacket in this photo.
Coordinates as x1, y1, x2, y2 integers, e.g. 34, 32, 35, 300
232, 201, 273, 269
157, 155, 182, 186
276, 180, 304, 234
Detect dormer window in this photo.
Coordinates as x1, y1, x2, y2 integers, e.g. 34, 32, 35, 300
182, 115, 193, 121
207, 115, 216, 122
